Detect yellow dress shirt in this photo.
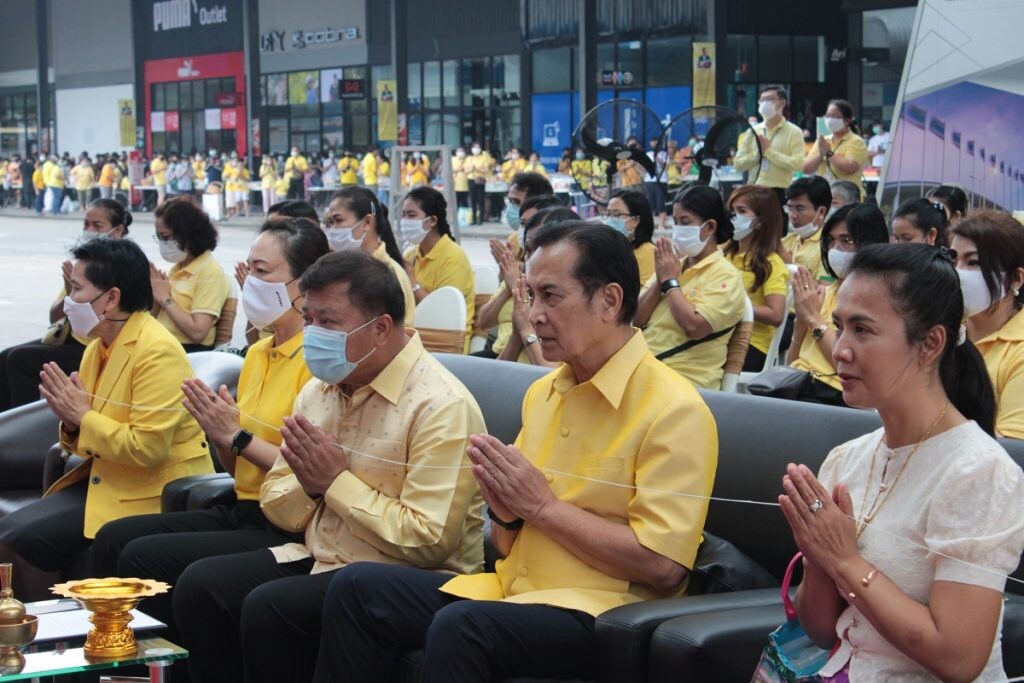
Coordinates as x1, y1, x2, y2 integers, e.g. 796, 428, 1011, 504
974, 307, 1024, 439
808, 132, 869, 194
260, 332, 485, 575
466, 153, 494, 182
570, 159, 592, 190
233, 330, 312, 500
634, 241, 656, 286
790, 283, 842, 391
156, 250, 230, 347
730, 251, 790, 354
442, 331, 717, 616
733, 119, 805, 189
501, 158, 527, 183
338, 158, 359, 185
73, 165, 95, 191
642, 250, 746, 389
452, 157, 470, 192
361, 153, 378, 187
285, 154, 309, 179
524, 161, 548, 177
781, 229, 827, 284
259, 162, 276, 189
373, 242, 416, 326
150, 158, 167, 186
486, 283, 527, 363
406, 234, 475, 350
51, 312, 212, 537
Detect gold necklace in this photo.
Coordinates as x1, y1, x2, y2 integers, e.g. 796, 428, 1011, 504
856, 401, 950, 538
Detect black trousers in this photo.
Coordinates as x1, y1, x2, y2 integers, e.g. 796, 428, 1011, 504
743, 345, 768, 373
173, 548, 334, 683
0, 337, 86, 411
287, 176, 304, 199
470, 182, 486, 224
90, 500, 297, 644
314, 562, 597, 683
456, 189, 469, 208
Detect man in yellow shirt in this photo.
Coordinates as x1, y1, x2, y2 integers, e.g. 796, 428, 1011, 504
98, 155, 117, 199
150, 153, 168, 207
452, 147, 470, 212
733, 86, 805, 210
71, 155, 95, 210
780, 176, 831, 283
466, 142, 494, 225
360, 147, 378, 188
500, 147, 527, 183
43, 154, 65, 215
173, 250, 486, 682
314, 222, 718, 682
284, 147, 309, 199
338, 151, 359, 186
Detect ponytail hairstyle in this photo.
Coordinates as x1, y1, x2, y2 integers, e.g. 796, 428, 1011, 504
675, 182, 734, 244
404, 186, 452, 238
928, 185, 968, 222
330, 186, 406, 266
88, 198, 132, 234
726, 184, 783, 291
609, 188, 655, 248
850, 243, 996, 435
828, 99, 860, 135
892, 197, 947, 246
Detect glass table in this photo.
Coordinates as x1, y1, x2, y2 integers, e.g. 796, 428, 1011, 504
0, 637, 186, 682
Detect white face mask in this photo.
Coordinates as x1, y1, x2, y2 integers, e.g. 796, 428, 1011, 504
671, 222, 710, 258
827, 248, 856, 279
731, 214, 755, 241
825, 116, 846, 134
158, 238, 188, 264
958, 268, 1001, 317
326, 219, 365, 252
63, 291, 107, 337
399, 218, 428, 246
242, 276, 294, 330
789, 219, 819, 240
471, 147, 481, 155
758, 101, 778, 120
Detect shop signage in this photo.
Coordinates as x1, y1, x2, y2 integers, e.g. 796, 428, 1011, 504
215, 92, 238, 106
153, 0, 228, 32
601, 70, 635, 86
340, 78, 366, 100
259, 26, 361, 53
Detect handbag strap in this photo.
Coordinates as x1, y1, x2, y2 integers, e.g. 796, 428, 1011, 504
781, 552, 803, 622
654, 325, 732, 361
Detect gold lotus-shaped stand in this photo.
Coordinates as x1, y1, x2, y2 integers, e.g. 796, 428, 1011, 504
51, 578, 170, 658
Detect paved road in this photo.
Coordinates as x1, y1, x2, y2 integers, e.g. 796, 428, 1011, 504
0, 210, 503, 350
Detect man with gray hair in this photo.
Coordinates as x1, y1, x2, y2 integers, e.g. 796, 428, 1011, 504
830, 179, 861, 208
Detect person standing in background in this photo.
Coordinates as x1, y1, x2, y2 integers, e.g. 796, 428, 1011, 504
71, 155, 94, 210
452, 147, 470, 213
466, 142, 493, 225
285, 147, 309, 200
867, 121, 889, 169
361, 146, 378, 190
733, 85, 806, 215
803, 100, 869, 197
98, 155, 117, 200
150, 153, 168, 208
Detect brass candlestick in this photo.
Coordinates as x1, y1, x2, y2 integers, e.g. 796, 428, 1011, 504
51, 578, 169, 658
0, 563, 39, 673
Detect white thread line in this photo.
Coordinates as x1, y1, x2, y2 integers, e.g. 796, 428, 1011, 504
71, 390, 1024, 588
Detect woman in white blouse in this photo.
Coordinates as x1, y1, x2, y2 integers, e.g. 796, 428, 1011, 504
778, 243, 1024, 681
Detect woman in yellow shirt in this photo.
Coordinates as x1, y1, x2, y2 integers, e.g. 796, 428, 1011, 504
524, 151, 547, 177
952, 209, 1024, 438
321, 187, 416, 325
802, 99, 869, 195
636, 184, 746, 389
725, 185, 790, 371
604, 189, 656, 285
788, 202, 889, 405
71, 156, 95, 210
89, 218, 328, 631
151, 197, 230, 351
150, 153, 169, 207
400, 186, 475, 351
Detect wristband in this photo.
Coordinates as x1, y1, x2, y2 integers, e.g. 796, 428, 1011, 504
660, 278, 681, 295
486, 507, 524, 531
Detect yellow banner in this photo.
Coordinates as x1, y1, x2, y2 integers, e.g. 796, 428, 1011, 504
377, 80, 397, 142
693, 42, 716, 108
118, 99, 136, 147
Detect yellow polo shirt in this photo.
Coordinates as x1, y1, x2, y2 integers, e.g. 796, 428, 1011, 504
452, 156, 470, 192
73, 165, 95, 191
974, 307, 1024, 439
285, 154, 308, 179
730, 251, 789, 354
156, 250, 230, 347
733, 119, 805, 189
781, 228, 826, 284
150, 158, 167, 186
406, 234, 475, 349
501, 158, 527, 183
233, 330, 312, 500
373, 242, 416, 326
634, 241, 656, 286
808, 132, 869, 193
361, 154, 378, 186
789, 283, 842, 391
486, 283, 527, 363
642, 250, 746, 389
338, 157, 359, 185
441, 331, 717, 616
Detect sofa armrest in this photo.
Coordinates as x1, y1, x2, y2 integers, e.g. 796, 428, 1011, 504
593, 589, 783, 683
0, 400, 61, 492
185, 477, 238, 511
647, 602, 787, 683
161, 473, 234, 512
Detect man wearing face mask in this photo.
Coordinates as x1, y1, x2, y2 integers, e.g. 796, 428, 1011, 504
501, 172, 554, 251
733, 86, 806, 214
466, 142, 493, 225
867, 121, 889, 169
452, 147, 470, 213
780, 176, 832, 283
285, 147, 309, 199
172, 250, 485, 683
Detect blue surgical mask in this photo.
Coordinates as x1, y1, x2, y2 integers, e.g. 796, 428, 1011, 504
504, 202, 520, 230
302, 318, 378, 385
600, 215, 629, 236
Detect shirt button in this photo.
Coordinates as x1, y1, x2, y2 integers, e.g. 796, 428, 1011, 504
90, 476, 101, 484
560, 427, 569, 437
518, 567, 528, 577
85, 450, 93, 456
271, 351, 278, 358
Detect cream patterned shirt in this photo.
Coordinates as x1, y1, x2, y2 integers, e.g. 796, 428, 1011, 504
817, 421, 1024, 681
260, 332, 485, 575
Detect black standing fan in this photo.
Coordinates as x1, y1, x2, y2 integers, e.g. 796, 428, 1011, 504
570, 99, 666, 207
663, 106, 762, 187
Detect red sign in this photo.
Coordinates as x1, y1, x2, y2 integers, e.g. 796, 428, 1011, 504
341, 78, 366, 100
165, 111, 180, 132
220, 108, 237, 130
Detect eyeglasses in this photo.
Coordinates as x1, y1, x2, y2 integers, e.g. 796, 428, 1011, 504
601, 212, 635, 220
758, 97, 780, 104
785, 204, 813, 214
831, 235, 856, 247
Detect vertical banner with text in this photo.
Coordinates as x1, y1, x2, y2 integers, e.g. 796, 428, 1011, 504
692, 43, 716, 108
377, 80, 397, 142
119, 99, 136, 147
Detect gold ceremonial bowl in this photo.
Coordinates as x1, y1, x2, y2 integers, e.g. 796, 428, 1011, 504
0, 615, 38, 673
51, 578, 170, 658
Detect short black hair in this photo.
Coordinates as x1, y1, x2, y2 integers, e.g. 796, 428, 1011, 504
609, 188, 655, 247
259, 218, 330, 279
522, 206, 581, 254
266, 199, 319, 223
520, 193, 564, 217
155, 197, 218, 256
527, 221, 639, 325
299, 250, 406, 325
510, 172, 554, 199
70, 237, 153, 312
786, 176, 832, 211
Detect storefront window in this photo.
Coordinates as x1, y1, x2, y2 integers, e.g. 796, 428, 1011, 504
862, 7, 915, 128
596, 42, 615, 85
493, 55, 521, 105
462, 58, 491, 108
792, 36, 824, 83
726, 34, 757, 83
758, 36, 791, 83
408, 62, 422, 111
532, 47, 572, 93
617, 41, 644, 85
443, 60, 460, 107
424, 62, 441, 109
268, 117, 288, 153
646, 37, 691, 87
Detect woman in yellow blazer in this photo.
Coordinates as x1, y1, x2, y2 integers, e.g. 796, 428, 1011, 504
0, 238, 211, 597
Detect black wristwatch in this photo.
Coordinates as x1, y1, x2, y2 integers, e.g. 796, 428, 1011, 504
486, 507, 524, 531
660, 278, 681, 295
230, 429, 254, 456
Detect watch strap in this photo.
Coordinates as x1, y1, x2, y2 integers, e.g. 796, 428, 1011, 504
230, 429, 254, 456
660, 278, 681, 294
486, 507, 524, 531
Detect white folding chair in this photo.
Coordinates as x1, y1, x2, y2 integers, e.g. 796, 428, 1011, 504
738, 264, 797, 389
469, 265, 500, 354
415, 286, 468, 354
719, 297, 755, 393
